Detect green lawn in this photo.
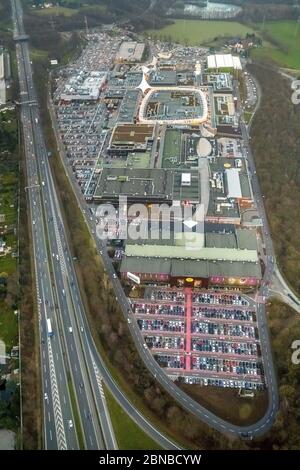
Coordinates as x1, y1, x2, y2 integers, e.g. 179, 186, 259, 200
146, 19, 258, 46
67, 378, 84, 449
33, 6, 78, 17
252, 20, 300, 70
104, 386, 161, 450
30, 47, 49, 61
0, 256, 17, 276
0, 301, 18, 351
244, 111, 253, 124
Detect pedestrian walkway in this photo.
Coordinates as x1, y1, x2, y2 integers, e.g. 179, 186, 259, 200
185, 288, 192, 371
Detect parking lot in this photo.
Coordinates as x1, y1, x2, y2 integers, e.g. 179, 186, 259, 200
133, 301, 185, 317
192, 338, 258, 357
180, 376, 264, 390
133, 287, 265, 389
148, 288, 185, 303
53, 30, 136, 198
155, 354, 185, 370
191, 321, 257, 339
144, 335, 184, 350
192, 291, 250, 306
244, 72, 258, 109
192, 305, 255, 322
191, 356, 263, 377
138, 319, 185, 334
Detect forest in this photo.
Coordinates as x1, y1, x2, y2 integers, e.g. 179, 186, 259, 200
23, 0, 174, 32
249, 64, 300, 295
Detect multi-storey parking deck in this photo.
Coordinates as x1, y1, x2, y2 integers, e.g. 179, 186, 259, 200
132, 287, 265, 389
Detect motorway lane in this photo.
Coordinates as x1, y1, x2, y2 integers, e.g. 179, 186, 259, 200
36, 109, 116, 448
15, 48, 77, 449
12, 0, 108, 450
13, 0, 117, 450
31, 109, 103, 450
39, 147, 111, 449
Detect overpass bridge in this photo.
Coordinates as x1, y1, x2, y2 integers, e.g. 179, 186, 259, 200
13, 34, 29, 41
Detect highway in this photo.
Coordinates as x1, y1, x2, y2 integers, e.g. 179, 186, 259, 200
12, 0, 116, 450
12, 0, 77, 450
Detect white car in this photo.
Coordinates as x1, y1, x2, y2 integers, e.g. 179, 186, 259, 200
68, 327, 73, 333
68, 420, 73, 429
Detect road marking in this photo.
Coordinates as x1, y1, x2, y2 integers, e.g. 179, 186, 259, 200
90, 350, 118, 449
47, 338, 67, 450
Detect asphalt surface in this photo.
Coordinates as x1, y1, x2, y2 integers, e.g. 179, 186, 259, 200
12, 0, 116, 450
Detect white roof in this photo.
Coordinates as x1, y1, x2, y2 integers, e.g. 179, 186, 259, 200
207, 54, 242, 70
136, 74, 151, 95
232, 56, 242, 70
226, 168, 242, 199
182, 173, 191, 183
198, 137, 212, 158
0, 53, 4, 80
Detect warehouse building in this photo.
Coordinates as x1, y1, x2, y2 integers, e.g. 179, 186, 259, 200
120, 227, 261, 288
118, 89, 141, 123
205, 73, 233, 93
108, 123, 155, 156
0, 50, 11, 105
207, 54, 242, 71
94, 168, 174, 203
93, 166, 202, 204
149, 70, 177, 87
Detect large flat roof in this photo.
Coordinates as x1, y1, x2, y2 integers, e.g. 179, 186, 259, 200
207, 54, 242, 70
94, 168, 174, 201
125, 244, 258, 263
118, 89, 141, 123
225, 168, 242, 199
149, 70, 177, 86
120, 257, 261, 279
117, 41, 145, 62
111, 124, 154, 145
162, 129, 182, 168
94, 168, 202, 203
123, 227, 257, 251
